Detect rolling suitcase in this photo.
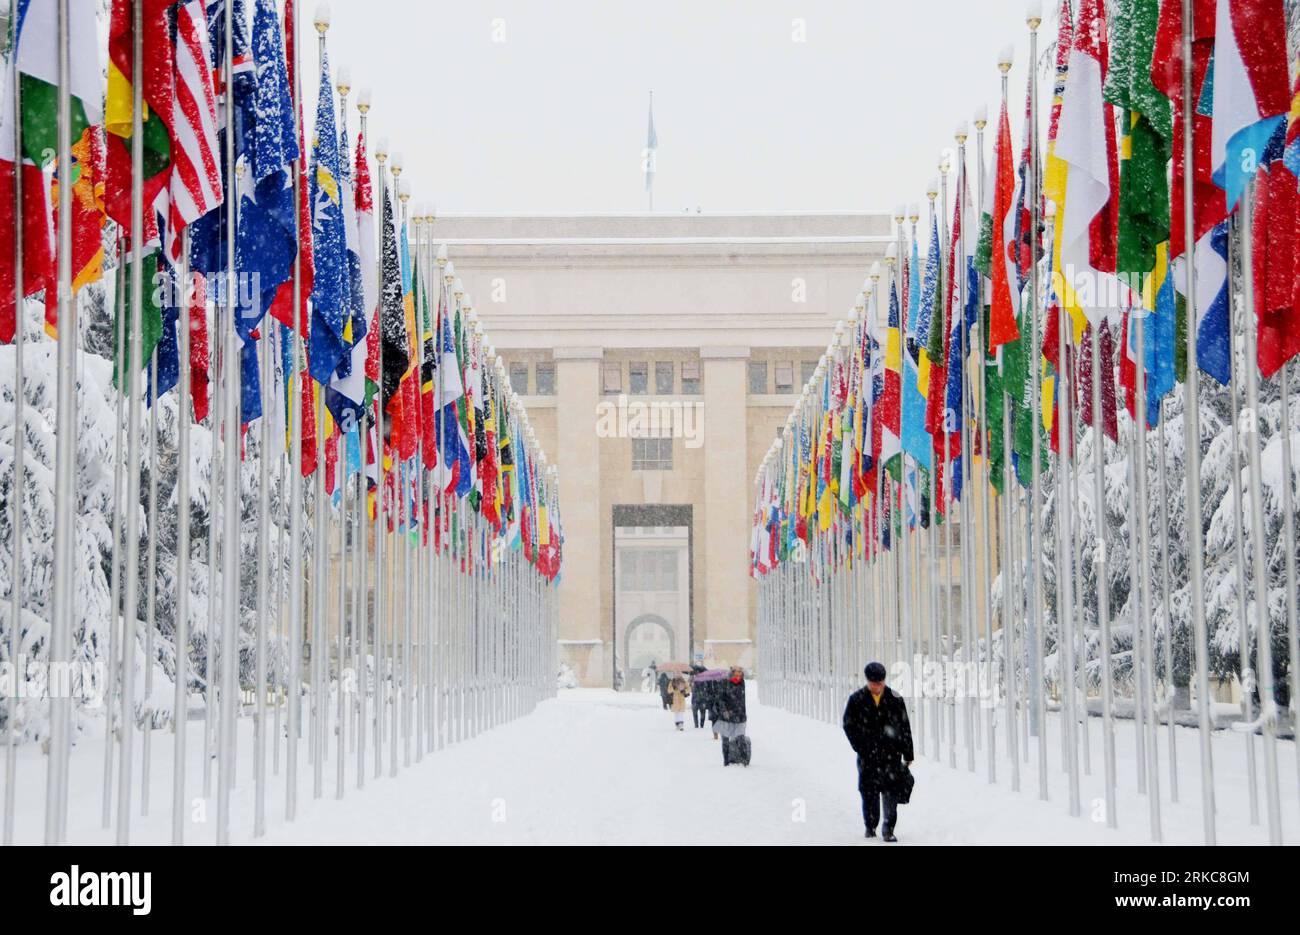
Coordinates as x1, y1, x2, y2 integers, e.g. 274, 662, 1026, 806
733, 735, 752, 767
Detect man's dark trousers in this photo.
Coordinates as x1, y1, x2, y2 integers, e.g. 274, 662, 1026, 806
858, 765, 898, 834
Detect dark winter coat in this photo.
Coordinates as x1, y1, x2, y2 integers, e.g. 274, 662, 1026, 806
690, 680, 709, 708
842, 686, 914, 791
714, 677, 748, 723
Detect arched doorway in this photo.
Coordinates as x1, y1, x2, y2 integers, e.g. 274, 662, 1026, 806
625, 614, 674, 685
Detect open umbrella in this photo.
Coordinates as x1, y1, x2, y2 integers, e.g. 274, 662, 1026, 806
659, 661, 692, 673
691, 669, 729, 682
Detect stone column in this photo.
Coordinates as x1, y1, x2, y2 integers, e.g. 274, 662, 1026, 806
700, 346, 753, 669
553, 347, 605, 685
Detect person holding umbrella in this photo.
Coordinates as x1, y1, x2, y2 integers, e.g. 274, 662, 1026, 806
842, 662, 913, 842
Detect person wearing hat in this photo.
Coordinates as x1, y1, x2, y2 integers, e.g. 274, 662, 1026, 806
842, 661, 913, 842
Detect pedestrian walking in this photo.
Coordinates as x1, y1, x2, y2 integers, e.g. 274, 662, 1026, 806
842, 662, 914, 842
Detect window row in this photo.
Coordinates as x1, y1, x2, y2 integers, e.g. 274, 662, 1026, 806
748, 360, 820, 395
619, 548, 681, 593
507, 361, 556, 396
604, 360, 700, 396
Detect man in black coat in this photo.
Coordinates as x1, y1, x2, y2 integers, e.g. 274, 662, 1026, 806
842, 661, 913, 842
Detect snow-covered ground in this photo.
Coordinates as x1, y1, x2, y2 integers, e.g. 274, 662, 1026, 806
6, 685, 1297, 844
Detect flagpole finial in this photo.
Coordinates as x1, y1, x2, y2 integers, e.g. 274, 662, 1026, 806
854, 292, 867, 316
955, 121, 969, 144
893, 204, 906, 224
437, 244, 449, 268
314, 2, 331, 34
375, 136, 389, 164
926, 177, 938, 201
398, 178, 412, 203
997, 45, 1014, 73
973, 104, 988, 131
357, 87, 372, 114
444, 260, 455, 285
1044, 199, 1057, 220
908, 203, 920, 224
453, 277, 466, 299
336, 65, 351, 97
1026, 0, 1043, 29
869, 262, 881, 283
391, 152, 404, 179
939, 154, 951, 176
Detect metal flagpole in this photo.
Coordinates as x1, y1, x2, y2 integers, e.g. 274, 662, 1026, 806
1156, 395, 1177, 802
99, 246, 126, 831
115, 0, 147, 845
4, 5, 26, 844
1133, 277, 1161, 841
255, 269, 273, 835
398, 178, 412, 768
996, 54, 1018, 792
274, 323, 287, 780
973, 107, 995, 770
44, 0, 76, 846
1280, 360, 1300, 798
1071, 329, 1090, 776
308, 12, 329, 802
954, 126, 976, 772
923, 190, 939, 760
172, 233, 193, 845
1047, 200, 1080, 815
204, 296, 221, 802
286, 0, 306, 822
1088, 317, 1116, 828
372, 138, 387, 779
1236, 183, 1282, 845
1026, 4, 1047, 800
141, 353, 158, 816
1180, 0, 1216, 845
1225, 283, 1259, 823
216, 0, 240, 845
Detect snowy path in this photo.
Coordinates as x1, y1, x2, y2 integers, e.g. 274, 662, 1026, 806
9, 686, 1298, 844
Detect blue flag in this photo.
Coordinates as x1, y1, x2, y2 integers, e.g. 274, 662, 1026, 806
308, 43, 348, 386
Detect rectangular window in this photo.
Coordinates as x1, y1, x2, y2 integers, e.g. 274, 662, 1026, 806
801, 360, 817, 386
748, 361, 768, 394
620, 551, 639, 591
659, 550, 678, 591
509, 362, 529, 395
629, 361, 649, 395
534, 361, 556, 395
681, 360, 701, 394
603, 362, 622, 395
631, 436, 673, 471
654, 361, 674, 395
775, 361, 794, 394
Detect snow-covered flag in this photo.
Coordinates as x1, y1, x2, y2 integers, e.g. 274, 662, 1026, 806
232, 0, 293, 422
1054, 0, 1129, 327
1209, 0, 1290, 212
325, 82, 367, 447
434, 291, 469, 496
308, 42, 348, 385
988, 96, 1020, 347
1191, 221, 1231, 385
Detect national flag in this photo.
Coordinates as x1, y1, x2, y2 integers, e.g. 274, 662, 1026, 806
1209, 0, 1289, 212
1055, 0, 1126, 327
1105, 0, 1172, 276
1252, 74, 1300, 379
1150, 0, 1224, 258
988, 96, 1021, 347
325, 81, 366, 439
307, 42, 347, 384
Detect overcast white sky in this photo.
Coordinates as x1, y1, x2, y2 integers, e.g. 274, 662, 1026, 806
305, 0, 1054, 216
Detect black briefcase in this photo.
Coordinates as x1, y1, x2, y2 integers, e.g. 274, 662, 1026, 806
895, 764, 915, 804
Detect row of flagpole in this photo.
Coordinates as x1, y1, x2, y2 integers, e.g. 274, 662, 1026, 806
3, 0, 562, 846
753, 0, 1298, 845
